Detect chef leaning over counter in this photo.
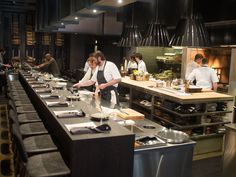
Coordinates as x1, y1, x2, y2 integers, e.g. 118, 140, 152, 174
73, 50, 121, 105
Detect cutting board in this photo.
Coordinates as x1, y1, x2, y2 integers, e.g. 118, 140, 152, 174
118, 108, 144, 120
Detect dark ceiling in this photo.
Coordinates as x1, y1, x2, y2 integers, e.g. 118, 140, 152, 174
0, 0, 236, 44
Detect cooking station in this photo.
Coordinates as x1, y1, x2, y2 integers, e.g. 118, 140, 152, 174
17, 70, 195, 177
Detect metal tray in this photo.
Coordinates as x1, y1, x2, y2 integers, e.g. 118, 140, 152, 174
156, 129, 189, 144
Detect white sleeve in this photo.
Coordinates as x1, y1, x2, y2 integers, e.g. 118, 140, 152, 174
91, 67, 98, 83
187, 69, 196, 81
211, 69, 219, 83
83, 62, 89, 72
139, 62, 147, 73
110, 63, 121, 80
80, 68, 92, 82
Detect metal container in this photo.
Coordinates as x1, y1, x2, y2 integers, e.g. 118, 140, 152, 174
156, 129, 189, 143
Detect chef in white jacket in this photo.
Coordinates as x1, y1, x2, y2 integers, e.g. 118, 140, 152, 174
187, 58, 219, 91
134, 53, 147, 74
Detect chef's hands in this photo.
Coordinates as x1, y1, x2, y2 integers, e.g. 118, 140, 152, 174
4, 64, 11, 68
73, 83, 82, 88
98, 83, 107, 90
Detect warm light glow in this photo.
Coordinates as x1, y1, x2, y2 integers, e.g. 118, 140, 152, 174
74, 16, 78, 20
118, 0, 123, 4
93, 9, 97, 13
134, 34, 138, 38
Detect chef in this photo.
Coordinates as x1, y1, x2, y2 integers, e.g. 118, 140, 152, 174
185, 53, 203, 79
73, 51, 121, 105
187, 58, 219, 91
127, 54, 138, 74
79, 56, 98, 92
134, 53, 147, 74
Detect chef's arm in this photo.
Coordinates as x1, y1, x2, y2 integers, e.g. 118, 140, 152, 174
73, 80, 95, 88
213, 82, 218, 91
98, 78, 121, 89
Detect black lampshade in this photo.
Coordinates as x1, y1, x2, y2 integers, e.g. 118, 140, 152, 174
169, 0, 210, 47
118, 25, 142, 47
169, 15, 210, 47
141, 20, 170, 47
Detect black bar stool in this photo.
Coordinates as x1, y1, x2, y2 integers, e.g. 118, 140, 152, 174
12, 124, 70, 177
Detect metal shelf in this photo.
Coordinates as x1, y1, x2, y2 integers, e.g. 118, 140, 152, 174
153, 114, 231, 130
132, 100, 152, 111
155, 105, 232, 117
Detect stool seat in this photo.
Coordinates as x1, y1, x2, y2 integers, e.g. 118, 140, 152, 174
20, 122, 48, 136
24, 135, 57, 154
27, 152, 70, 177
18, 113, 41, 123
15, 100, 32, 107
16, 106, 36, 114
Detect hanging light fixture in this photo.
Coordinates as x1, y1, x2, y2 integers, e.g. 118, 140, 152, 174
169, 0, 210, 47
141, 0, 169, 46
118, 3, 142, 47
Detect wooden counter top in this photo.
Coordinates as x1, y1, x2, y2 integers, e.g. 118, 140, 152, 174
120, 77, 233, 104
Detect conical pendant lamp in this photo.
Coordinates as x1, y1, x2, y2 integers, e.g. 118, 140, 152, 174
118, 3, 142, 47
169, 0, 210, 47
141, 0, 169, 46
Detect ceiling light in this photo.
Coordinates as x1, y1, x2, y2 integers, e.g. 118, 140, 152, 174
74, 17, 78, 20
93, 9, 97, 13
118, 0, 123, 4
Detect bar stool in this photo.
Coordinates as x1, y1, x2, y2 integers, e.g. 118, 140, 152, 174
8, 109, 48, 137
9, 109, 41, 124
14, 100, 32, 107
12, 124, 57, 155
12, 124, 70, 177
16, 105, 37, 114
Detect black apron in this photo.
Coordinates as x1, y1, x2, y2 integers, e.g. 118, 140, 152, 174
84, 70, 96, 92
97, 61, 119, 105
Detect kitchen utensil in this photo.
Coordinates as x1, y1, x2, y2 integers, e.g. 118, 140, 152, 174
156, 129, 189, 143
90, 113, 109, 122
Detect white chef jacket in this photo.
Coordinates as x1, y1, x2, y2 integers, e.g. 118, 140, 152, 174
91, 61, 121, 87
187, 65, 219, 89
80, 66, 98, 82
185, 61, 199, 80
137, 60, 147, 74
127, 61, 138, 70
83, 62, 90, 72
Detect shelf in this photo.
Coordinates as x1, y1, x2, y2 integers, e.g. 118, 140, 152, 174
155, 105, 232, 117
132, 100, 152, 111
153, 114, 230, 130
152, 114, 181, 128
190, 132, 225, 140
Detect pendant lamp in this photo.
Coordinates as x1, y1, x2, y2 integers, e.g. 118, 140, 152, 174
169, 0, 210, 47
141, 0, 169, 46
118, 3, 142, 47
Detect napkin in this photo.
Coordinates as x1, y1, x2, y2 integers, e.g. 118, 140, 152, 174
46, 101, 69, 107
54, 110, 85, 118
35, 89, 52, 93
40, 94, 60, 99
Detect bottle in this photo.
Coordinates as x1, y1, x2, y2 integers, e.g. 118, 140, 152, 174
184, 82, 189, 93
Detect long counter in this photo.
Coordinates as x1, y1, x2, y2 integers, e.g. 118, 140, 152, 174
121, 77, 233, 104
18, 71, 196, 177
120, 76, 234, 160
